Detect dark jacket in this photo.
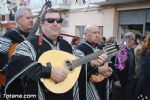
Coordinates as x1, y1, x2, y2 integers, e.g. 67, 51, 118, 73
0, 28, 29, 70
112, 47, 135, 86
134, 51, 150, 99
74, 41, 103, 100
5, 35, 73, 100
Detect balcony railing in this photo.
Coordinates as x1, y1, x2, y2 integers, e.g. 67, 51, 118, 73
52, 3, 71, 11
90, 0, 149, 6
0, 14, 15, 23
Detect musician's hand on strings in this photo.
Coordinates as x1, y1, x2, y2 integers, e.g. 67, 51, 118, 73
90, 53, 108, 67
50, 67, 68, 83
98, 62, 113, 77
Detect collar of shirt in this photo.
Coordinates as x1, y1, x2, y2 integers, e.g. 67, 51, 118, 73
42, 34, 61, 46
85, 41, 98, 48
17, 27, 29, 38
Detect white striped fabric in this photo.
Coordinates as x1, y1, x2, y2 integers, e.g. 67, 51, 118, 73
86, 75, 101, 100
73, 49, 101, 100
73, 82, 80, 100
13, 40, 36, 60
0, 37, 12, 54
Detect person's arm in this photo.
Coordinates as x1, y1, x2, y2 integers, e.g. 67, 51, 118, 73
7, 53, 69, 86
0, 36, 12, 71
88, 53, 113, 78
6, 40, 63, 83
6, 54, 51, 83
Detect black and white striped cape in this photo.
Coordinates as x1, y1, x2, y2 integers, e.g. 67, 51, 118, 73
4, 37, 76, 100
4, 40, 46, 100
73, 43, 101, 100
0, 37, 12, 54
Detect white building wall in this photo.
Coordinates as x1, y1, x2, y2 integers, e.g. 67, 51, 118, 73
62, 9, 104, 42
70, 11, 102, 26
62, 7, 115, 42
102, 8, 115, 38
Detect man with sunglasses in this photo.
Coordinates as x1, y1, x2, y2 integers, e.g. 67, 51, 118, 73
5, 9, 73, 100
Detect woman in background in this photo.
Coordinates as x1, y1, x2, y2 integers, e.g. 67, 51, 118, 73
134, 33, 150, 100
71, 37, 80, 49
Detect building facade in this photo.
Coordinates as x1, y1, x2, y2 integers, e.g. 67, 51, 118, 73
63, 0, 150, 42
1, 0, 150, 42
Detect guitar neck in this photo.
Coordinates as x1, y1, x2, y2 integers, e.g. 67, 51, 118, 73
72, 44, 118, 68
29, 1, 52, 35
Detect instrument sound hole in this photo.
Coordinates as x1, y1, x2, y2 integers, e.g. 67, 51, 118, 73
65, 60, 73, 71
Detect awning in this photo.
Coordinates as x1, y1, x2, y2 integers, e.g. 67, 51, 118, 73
0, 23, 16, 29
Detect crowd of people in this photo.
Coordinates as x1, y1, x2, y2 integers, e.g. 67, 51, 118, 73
0, 6, 150, 100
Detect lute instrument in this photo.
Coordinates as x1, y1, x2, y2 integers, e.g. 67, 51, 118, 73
89, 44, 118, 83
38, 41, 122, 94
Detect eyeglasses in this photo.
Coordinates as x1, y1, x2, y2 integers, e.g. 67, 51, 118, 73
44, 18, 64, 23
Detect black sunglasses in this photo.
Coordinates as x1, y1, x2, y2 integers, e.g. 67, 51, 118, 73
44, 18, 64, 23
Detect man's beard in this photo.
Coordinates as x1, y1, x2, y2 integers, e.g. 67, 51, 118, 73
49, 26, 61, 36
51, 26, 60, 32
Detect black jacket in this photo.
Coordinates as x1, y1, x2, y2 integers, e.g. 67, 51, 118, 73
0, 28, 29, 70
5, 35, 73, 100
111, 47, 135, 86
135, 51, 150, 99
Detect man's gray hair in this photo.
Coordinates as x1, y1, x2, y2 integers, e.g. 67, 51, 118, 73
84, 25, 90, 34
123, 31, 135, 42
84, 24, 98, 34
15, 6, 32, 22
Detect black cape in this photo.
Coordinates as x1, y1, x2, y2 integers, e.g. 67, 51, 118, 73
5, 35, 73, 100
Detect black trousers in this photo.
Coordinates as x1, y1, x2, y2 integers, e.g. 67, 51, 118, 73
112, 78, 136, 100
